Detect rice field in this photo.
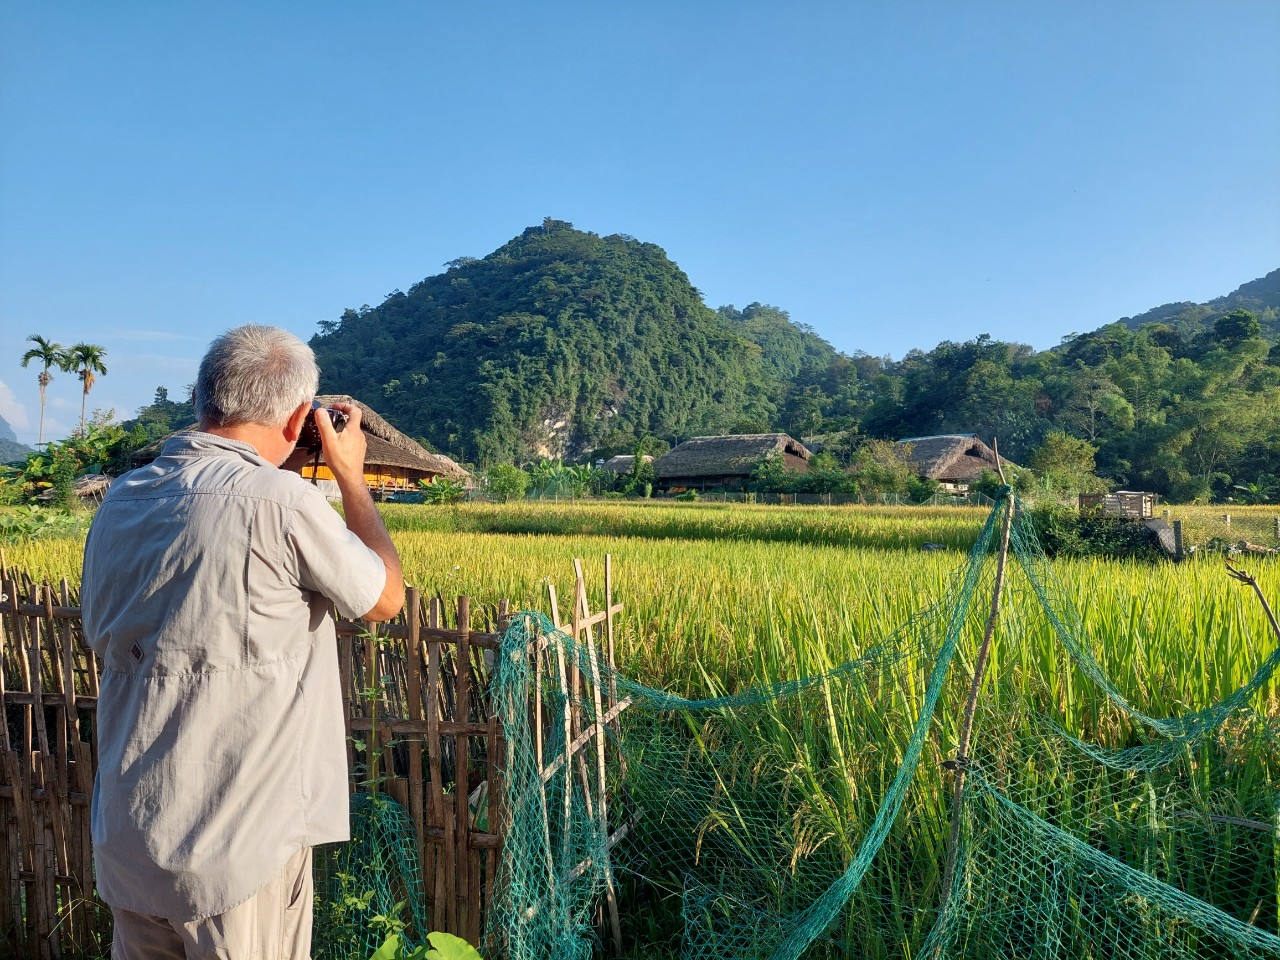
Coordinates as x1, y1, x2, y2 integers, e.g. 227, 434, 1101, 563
6, 500, 1280, 716
6, 499, 1280, 956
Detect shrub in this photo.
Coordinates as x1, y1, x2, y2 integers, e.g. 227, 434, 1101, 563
417, 476, 467, 505
1027, 502, 1166, 561
485, 464, 529, 502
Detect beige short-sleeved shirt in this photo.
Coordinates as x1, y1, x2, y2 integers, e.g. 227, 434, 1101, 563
81, 431, 386, 921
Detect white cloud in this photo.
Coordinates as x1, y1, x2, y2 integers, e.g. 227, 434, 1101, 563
0, 378, 31, 431
42, 416, 73, 442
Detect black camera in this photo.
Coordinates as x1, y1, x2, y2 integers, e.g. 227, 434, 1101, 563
299, 402, 349, 453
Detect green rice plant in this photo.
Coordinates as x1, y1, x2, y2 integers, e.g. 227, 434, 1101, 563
1163, 503, 1280, 554
377, 500, 986, 552
2, 531, 86, 583
11, 500, 1280, 957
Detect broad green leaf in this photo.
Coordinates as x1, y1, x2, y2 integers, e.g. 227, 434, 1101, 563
425, 930, 483, 960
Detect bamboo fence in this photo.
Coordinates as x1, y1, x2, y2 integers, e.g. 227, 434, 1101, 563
0, 560, 624, 959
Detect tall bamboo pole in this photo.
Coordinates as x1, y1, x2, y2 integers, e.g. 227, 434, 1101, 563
935, 440, 1015, 922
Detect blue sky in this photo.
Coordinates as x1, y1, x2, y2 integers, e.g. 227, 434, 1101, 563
2, 1, 1277, 445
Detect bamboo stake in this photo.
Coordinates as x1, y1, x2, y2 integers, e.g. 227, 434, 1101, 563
454, 596, 473, 938
1225, 560, 1280, 644
405, 586, 426, 923
426, 598, 449, 931
935, 441, 1015, 922
574, 560, 623, 953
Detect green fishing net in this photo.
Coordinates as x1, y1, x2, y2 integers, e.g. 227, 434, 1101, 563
313, 792, 429, 959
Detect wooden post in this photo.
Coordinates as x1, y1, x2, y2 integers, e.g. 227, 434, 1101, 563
935, 449, 1015, 928
574, 560, 623, 953
454, 596, 474, 941
548, 589, 576, 880
405, 586, 426, 929
426, 597, 449, 933
362, 623, 381, 796
1173, 520, 1184, 562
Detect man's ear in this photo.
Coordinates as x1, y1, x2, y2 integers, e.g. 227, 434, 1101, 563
284, 401, 311, 442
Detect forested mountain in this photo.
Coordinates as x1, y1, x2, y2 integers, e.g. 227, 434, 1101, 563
312, 220, 782, 464
0, 414, 31, 463
858, 322, 1280, 501
1116, 268, 1280, 340
311, 221, 1279, 501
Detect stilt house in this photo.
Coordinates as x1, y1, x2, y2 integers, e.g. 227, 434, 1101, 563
654, 433, 810, 492
897, 434, 1014, 492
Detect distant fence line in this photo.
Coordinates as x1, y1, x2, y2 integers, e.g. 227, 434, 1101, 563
1157, 508, 1280, 557
496, 490, 998, 508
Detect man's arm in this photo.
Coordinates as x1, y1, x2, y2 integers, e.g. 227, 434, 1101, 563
315, 404, 405, 621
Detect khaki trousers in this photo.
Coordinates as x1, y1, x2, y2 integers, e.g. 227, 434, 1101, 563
110, 847, 313, 960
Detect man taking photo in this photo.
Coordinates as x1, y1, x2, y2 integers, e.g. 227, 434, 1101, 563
82, 324, 404, 959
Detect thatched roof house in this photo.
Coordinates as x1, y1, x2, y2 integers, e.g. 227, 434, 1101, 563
35, 473, 112, 504
601, 454, 652, 474
897, 434, 1013, 490
654, 434, 809, 491
128, 396, 469, 496
303, 394, 470, 493
75, 474, 113, 502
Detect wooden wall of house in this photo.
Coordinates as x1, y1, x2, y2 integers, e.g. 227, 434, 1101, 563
300, 464, 422, 490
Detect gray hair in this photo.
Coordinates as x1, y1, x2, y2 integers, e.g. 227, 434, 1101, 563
194, 325, 319, 427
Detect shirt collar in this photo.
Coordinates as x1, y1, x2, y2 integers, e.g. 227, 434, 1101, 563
160, 430, 275, 468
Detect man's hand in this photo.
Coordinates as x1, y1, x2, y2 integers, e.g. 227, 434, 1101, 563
316, 403, 367, 489
314, 402, 405, 621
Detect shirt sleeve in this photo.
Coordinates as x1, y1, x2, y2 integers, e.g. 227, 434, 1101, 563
284, 485, 388, 620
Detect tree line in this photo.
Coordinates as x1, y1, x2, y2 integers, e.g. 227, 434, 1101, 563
794, 309, 1279, 503
310, 221, 1279, 503
8, 222, 1278, 507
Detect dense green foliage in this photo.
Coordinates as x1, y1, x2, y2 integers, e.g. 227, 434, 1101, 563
1117, 267, 1280, 340
312, 219, 778, 466
0, 418, 137, 504
1026, 502, 1167, 560
862, 320, 1280, 500
128, 385, 196, 437
308, 223, 1280, 502
258, 223, 1262, 500
0, 387, 199, 507
0, 505, 91, 542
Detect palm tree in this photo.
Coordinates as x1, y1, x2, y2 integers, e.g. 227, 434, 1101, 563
66, 342, 108, 435
19, 334, 69, 446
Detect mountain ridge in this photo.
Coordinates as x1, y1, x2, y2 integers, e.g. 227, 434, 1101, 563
0, 412, 32, 462
1115, 267, 1280, 339
311, 219, 793, 465
307, 220, 1278, 499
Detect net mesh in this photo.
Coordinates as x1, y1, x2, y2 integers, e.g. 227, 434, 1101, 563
313, 792, 429, 959
313, 491, 1280, 959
